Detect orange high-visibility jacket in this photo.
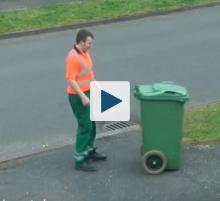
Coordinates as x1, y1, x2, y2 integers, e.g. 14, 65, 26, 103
65, 46, 95, 94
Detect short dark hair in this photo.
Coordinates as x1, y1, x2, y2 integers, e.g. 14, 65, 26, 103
76, 29, 94, 44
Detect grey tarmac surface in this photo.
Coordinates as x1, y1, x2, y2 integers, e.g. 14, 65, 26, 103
1, 5, 220, 163
0, 130, 220, 201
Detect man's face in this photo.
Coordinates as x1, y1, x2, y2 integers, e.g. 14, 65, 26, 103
81, 36, 94, 52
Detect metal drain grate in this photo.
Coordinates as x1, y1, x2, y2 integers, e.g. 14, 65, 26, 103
103, 121, 136, 131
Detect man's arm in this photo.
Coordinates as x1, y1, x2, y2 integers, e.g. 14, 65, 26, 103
93, 80, 101, 92
68, 79, 90, 106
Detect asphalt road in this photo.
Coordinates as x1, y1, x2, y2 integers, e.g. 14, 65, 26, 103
1, 131, 220, 201
0, 5, 220, 162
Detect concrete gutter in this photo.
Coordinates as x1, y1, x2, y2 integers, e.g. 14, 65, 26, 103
0, 1, 220, 40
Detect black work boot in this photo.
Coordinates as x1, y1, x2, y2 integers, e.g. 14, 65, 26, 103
89, 148, 107, 161
75, 161, 97, 172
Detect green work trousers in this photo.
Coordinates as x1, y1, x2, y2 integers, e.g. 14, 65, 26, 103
68, 91, 96, 164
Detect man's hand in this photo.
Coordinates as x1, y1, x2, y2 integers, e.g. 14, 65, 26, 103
68, 79, 90, 107
81, 95, 90, 107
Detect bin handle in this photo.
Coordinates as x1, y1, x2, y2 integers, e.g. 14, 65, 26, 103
164, 91, 182, 96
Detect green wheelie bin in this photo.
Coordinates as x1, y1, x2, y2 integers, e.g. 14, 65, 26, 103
134, 82, 189, 175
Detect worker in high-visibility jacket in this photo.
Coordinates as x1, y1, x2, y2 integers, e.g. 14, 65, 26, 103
65, 29, 107, 172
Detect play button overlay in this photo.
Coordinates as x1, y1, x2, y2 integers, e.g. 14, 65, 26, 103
101, 90, 122, 112
90, 81, 130, 121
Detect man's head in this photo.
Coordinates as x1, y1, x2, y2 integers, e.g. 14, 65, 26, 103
76, 29, 94, 52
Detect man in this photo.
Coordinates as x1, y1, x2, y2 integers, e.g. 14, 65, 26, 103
65, 29, 107, 172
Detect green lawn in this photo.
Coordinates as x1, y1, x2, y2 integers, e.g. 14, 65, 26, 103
183, 102, 220, 144
0, 0, 220, 34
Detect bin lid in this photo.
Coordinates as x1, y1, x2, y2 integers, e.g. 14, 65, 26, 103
134, 81, 190, 102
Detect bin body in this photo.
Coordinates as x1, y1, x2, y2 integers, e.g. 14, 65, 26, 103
140, 99, 184, 169
134, 82, 189, 170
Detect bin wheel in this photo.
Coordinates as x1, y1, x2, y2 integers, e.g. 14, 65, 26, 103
142, 150, 167, 175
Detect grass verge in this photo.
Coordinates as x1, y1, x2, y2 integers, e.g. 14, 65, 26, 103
0, 0, 220, 35
183, 102, 220, 144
